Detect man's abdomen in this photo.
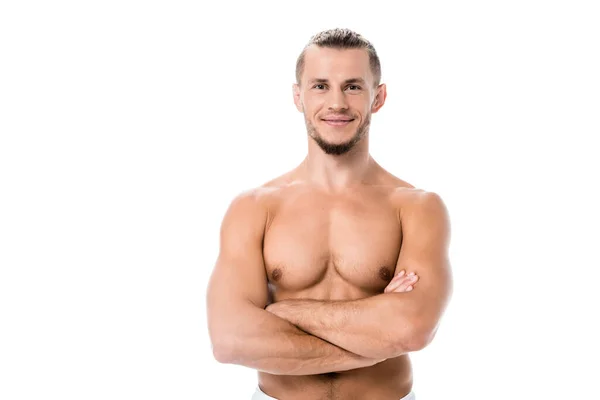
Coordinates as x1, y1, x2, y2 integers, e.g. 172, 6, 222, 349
257, 355, 413, 400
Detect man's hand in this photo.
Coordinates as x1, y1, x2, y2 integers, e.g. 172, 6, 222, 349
265, 299, 308, 318
383, 270, 419, 294
265, 301, 279, 314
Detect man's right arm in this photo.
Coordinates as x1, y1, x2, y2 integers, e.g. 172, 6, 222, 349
206, 189, 384, 375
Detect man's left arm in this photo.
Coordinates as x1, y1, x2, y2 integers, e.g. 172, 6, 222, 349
266, 191, 453, 359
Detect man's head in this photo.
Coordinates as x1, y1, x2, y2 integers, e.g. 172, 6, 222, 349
293, 28, 387, 156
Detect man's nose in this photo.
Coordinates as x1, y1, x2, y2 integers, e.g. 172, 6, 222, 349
328, 88, 349, 111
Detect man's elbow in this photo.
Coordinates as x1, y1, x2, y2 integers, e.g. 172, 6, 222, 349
393, 323, 438, 355
212, 342, 232, 364
210, 332, 236, 364
407, 327, 437, 352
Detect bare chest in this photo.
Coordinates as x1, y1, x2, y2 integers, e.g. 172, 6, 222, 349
263, 189, 402, 297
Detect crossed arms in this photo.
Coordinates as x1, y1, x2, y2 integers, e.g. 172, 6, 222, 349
206, 189, 452, 376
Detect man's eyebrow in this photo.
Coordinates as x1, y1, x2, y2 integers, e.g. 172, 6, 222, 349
344, 78, 366, 85
308, 78, 366, 85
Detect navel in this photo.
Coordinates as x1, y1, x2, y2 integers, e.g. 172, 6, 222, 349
378, 266, 392, 281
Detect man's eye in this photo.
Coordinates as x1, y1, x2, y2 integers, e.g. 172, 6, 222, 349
347, 85, 361, 91
314, 84, 326, 90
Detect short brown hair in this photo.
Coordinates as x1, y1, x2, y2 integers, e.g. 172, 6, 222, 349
295, 28, 381, 87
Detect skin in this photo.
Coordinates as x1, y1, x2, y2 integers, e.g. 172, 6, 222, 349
206, 45, 452, 400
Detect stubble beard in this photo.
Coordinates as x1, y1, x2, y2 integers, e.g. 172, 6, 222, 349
305, 113, 371, 156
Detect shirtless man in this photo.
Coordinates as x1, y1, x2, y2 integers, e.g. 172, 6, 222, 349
206, 28, 453, 400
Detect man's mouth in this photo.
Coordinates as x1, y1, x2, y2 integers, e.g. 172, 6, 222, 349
321, 117, 355, 126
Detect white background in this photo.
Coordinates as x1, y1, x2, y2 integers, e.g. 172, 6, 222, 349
1, 1, 599, 399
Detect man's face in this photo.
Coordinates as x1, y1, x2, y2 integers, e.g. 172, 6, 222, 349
293, 46, 386, 155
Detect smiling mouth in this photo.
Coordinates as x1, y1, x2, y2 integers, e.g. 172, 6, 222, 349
322, 119, 354, 126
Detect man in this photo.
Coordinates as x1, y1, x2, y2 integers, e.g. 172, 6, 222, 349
206, 28, 452, 400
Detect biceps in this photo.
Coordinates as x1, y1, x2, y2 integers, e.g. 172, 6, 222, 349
207, 253, 269, 310
410, 260, 453, 330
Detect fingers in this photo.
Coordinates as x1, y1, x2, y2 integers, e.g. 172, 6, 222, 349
385, 270, 409, 292
387, 273, 418, 293
384, 270, 419, 293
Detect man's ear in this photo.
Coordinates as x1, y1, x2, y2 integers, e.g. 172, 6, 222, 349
371, 83, 387, 113
293, 83, 303, 112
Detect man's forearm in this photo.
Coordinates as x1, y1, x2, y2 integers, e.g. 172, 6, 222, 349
216, 304, 384, 375
266, 294, 414, 359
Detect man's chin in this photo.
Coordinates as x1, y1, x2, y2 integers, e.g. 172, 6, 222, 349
312, 136, 357, 156
316, 132, 357, 145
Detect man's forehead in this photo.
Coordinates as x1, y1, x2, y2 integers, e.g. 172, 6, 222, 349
302, 45, 372, 80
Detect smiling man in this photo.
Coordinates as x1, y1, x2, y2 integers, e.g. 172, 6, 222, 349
206, 28, 453, 400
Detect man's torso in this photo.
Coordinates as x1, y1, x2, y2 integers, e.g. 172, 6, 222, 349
256, 172, 420, 399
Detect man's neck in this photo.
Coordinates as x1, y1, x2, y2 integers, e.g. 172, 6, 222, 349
298, 140, 375, 191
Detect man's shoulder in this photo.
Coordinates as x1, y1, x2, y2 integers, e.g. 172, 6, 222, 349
226, 175, 290, 214
227, 186, 275, 210
382, 172, 446, 215
390, 186, 449, 229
